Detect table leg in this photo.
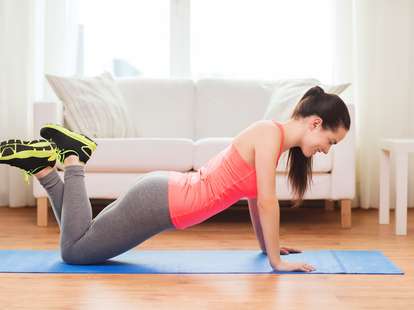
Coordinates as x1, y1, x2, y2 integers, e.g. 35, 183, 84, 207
394, 151, 408, 235
379, 149, 390, 224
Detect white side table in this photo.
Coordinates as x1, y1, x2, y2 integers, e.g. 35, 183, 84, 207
379, 139, 414, 235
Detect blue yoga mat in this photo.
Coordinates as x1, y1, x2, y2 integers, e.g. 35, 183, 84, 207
0, 249, 403, 274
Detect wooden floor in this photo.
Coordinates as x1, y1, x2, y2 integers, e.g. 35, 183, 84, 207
0, 204, 413, 310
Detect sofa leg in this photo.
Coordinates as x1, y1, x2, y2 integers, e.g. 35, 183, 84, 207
324, 199, 335, 211
340, 199, 352, 228
37, 197, 49, 227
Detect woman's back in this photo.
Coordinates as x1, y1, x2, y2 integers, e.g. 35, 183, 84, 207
168, 120, 284, 230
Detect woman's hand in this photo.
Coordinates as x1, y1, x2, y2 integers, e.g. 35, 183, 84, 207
262, 246, 302, 255
271, 260, 316, 272
280, 247, 302, 255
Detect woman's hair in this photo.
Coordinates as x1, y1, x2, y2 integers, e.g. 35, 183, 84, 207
286, 85, 351, 207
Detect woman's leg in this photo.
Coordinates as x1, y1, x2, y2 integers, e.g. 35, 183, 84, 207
59, 156, 174, 265
36, 167, 64, 229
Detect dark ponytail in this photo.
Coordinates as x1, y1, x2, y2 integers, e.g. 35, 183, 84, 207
287, 86, 350, 207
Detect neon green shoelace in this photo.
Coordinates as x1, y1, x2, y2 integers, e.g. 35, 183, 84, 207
20, 148, 59, 184
22, 170, 32, 184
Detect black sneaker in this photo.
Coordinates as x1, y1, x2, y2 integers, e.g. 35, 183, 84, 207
0, 139, 58, 184
40, 124, 98, 164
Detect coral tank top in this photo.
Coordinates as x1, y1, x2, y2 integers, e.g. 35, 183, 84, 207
168, 120, 285, 229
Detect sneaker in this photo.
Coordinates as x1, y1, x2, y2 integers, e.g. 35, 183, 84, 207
0, 139, 58, 184
40, 124, 98, 164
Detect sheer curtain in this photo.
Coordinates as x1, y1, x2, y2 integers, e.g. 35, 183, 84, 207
333, 0, 414, 208
0, 0, 79, 208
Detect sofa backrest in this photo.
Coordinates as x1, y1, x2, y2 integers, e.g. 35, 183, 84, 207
116, 78, 195, 139
117, 77, 278, 139
194, 79, 277, 139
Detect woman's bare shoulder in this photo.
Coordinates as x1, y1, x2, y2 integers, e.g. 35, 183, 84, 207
232, 120, 279, 167
233, 120, 278, 144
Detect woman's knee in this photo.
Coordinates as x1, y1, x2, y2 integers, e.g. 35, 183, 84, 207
60, 244, 83, 265
60, 243, 103, 265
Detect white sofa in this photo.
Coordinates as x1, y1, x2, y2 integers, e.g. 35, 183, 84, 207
33, 78, 355, 227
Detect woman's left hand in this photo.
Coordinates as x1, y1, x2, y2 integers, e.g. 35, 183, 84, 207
280, 247, 302, 255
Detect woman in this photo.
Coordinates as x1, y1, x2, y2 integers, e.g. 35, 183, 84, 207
0, 85, 350, 272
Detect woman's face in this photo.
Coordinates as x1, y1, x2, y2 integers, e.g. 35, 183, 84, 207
300, 117, 348, 157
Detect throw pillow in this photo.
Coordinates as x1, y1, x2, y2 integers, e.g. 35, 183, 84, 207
263, 78, 351, 122
45, 71, 138, 138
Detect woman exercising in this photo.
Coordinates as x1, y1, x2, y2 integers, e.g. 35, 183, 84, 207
0, 85, 350, 272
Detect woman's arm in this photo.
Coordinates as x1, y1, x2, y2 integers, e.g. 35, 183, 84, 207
253, 123, 282, 266
248, 198, 302, 256
247, 198, 267, 254
257, 198, 281, 266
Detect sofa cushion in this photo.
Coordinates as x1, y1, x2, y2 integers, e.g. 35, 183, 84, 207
262, 78, 321, 121
193, 138, 233, 170
194, 79, 276, 139
34, 172, 148, 199
193, 138, 333, 173
277, 151, 333, 173
116, 78, 195, 139
276, 174, 332, 199
86, 138, 194, 172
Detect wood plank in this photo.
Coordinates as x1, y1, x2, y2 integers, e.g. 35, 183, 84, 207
341, 199, 352, 228
36, 197, 49, 227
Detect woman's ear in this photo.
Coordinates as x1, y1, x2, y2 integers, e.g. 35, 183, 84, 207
309, 116, 322, 130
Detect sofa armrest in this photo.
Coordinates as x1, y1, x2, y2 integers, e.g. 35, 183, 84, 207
33, 101, 63, 139
330, 104, 356, 200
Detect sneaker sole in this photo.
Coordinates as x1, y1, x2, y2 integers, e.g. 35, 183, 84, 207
0, 139, 56, 161
41, 124, 97, 152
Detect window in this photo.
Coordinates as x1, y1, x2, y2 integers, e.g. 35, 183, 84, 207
191, 0, 334, 81
79, 0, 170, 77
78, 0, 334, 82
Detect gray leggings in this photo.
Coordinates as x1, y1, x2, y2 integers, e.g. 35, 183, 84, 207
38, 165, 175, 265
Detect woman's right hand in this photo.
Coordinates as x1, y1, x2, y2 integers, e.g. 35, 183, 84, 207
271, 260, 316, 272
